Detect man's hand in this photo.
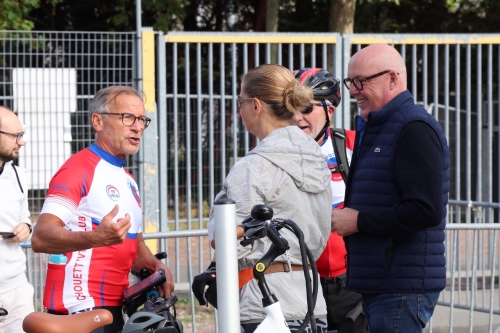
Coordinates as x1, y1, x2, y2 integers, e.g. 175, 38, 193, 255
192, 262, 217, 308
94, 205, 131, 246
4, 223, 31, 244
132, 238, 175, 299
154, 261, 175, 299
331, 207, 360, 236
32, 205, 132, 253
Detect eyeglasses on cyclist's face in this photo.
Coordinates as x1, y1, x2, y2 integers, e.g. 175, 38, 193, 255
0, 130, 24, 144
302, 101, 333, 115
343, 70, 391, 91
100, 112, 151, 129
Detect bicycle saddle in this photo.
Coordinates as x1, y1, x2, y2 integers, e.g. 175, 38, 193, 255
23, 309, 113, 333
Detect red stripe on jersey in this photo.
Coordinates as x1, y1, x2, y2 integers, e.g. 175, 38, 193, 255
45, 148, 99, 212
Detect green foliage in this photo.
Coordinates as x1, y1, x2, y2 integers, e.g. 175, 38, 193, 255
1, 0, 499, 34
2, 0, 189, 32
143, 0, 189, 33
355, 0, 500, 33
0, 0, 64, 30
0, 0, 39, 30
446, 0, 460, 12
103, 0, 190, 33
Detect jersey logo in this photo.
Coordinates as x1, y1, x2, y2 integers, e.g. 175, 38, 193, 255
129, 181, 142, 208
106, 185, 120, 201
327, 157, 343, 182
327, 157, 339, 173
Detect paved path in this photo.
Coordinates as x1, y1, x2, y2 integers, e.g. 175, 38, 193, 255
426, 303, 500, 333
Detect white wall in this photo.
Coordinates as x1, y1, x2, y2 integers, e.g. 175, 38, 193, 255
13, 68, 76, 190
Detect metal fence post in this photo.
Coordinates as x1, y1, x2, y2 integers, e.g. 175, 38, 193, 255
214, 199, 240, 332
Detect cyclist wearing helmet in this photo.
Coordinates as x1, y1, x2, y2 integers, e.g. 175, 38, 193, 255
293, 68, 367, 333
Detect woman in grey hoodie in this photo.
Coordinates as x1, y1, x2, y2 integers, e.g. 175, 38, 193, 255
206, 64, 333, 332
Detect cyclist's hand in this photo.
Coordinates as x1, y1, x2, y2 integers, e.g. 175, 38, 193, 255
96, 205, 131, 246
192, 262, 217, 308
156, 263, 175, 299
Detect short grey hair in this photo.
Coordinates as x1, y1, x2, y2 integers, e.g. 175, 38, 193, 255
89, 86, 144, 122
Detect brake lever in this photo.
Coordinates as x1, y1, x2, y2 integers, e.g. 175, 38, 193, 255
240, 238, 254, 247
240, 225, 269, 247
243, 224, 267, 238
241, 219, 266, 231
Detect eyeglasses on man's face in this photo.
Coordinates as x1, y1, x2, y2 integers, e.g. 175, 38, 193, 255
0, 130, 24, 144
237, 98, 253, 109
343, 70, 391, 91
302, 101, 333, 115
100, 112, 151, 129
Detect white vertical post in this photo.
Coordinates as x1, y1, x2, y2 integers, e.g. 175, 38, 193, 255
214, 199, 240, 332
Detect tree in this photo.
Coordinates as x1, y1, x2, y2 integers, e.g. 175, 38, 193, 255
266, 0, 279, 32
20, 0, 189, 32
266, 0, 279, 63
0, 0, 43, 30
354, 0, 500, 33
2, 0, 499, 34
329, 0, 356, 34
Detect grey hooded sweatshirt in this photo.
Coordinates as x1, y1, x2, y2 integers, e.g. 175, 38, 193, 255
208, 126, 332, 323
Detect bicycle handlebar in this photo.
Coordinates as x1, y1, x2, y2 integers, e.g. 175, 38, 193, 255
239, 205, 319, 333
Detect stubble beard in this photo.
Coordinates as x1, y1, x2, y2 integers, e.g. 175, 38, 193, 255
0, 149, 18, 165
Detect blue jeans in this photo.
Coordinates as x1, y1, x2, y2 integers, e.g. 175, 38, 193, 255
362, 292, 440, 333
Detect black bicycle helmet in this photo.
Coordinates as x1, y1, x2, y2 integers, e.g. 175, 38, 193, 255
294, 68, 342, 142
293, 68, 341, 107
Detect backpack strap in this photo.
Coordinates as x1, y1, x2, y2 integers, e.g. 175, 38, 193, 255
11, 163, 24, 193
331, 128, 349, 183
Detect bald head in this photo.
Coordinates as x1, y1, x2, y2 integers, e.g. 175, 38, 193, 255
350, 44, 407, 89
346, 44, 407, 120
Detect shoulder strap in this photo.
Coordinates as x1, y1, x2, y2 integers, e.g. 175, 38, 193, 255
331, 128, 349, 183
11, 163, 24, 193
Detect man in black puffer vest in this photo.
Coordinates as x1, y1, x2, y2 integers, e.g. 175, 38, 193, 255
331, 44, 450, 333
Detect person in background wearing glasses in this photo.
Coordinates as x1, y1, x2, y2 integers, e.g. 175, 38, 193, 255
0, 106, 35, 333
31, 86, 174, 333
331, 44, 450, 333
292, 68, 367, 333
193, 64, 332, 332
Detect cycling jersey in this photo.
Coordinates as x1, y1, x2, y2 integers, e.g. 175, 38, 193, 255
316, 128, 355, 278
41, 143, 142, 314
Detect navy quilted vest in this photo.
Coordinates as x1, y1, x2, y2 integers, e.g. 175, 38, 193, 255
344, 90, 450, 293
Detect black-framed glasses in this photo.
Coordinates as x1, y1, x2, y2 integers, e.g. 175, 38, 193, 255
0, 130, 24, 144
302, 101, 333, 114
237, 98, 253, 108
343, 70, 391, 91
100, 112, 151, 128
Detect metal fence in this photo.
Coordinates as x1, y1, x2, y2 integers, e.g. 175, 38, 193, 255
0, 30, 139, 214
2, 30, 500, 332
